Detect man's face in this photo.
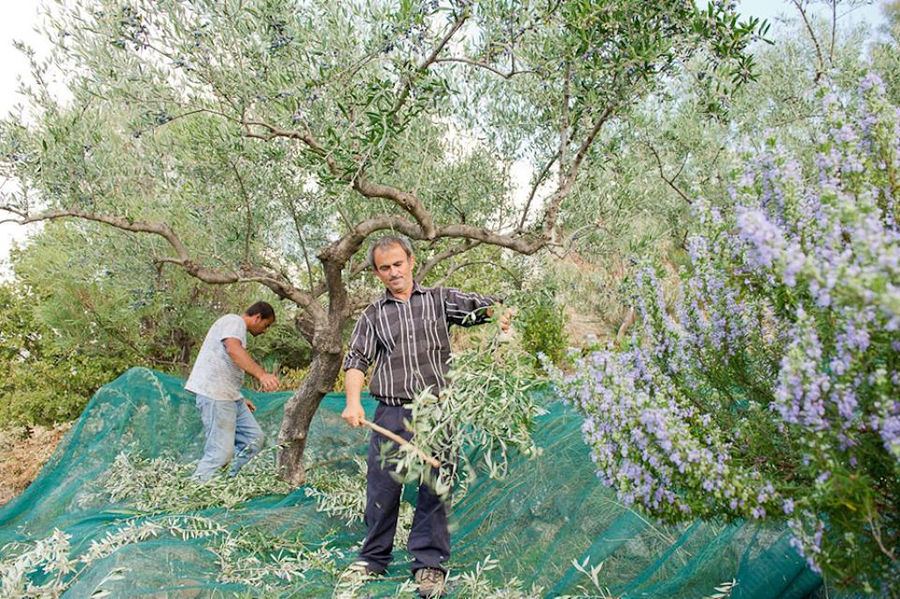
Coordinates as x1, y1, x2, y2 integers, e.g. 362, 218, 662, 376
372, 243, 415, 298
248, 315, 275, 336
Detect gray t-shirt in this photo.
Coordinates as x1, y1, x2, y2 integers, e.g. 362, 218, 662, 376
185, 314, 247, 401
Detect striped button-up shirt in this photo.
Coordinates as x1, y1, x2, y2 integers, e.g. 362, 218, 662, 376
343, 283, 496, 405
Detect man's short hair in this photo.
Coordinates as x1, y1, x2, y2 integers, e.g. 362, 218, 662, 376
245, 301, 275, 321
367, 235, 414, 268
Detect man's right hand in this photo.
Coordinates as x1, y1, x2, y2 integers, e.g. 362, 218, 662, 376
257, 372, 280, 392
342, 368, 366, 427
342, 402, 365, 427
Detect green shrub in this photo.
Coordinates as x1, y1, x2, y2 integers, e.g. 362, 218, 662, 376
0, 282, 138, 427
0, 348, 136, 427
517, 290, 570, 368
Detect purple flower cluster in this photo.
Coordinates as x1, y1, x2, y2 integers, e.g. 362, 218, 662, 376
773, 310, 830, 431
735, 205, 787, 270
872, 393, 900, 460
788, 513, 825, 575
555, 345, 774, 522
728, 77, 900, 465
632, 226, 761, 385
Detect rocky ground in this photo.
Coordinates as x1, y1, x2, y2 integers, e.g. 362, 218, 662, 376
0, 423, 72, 506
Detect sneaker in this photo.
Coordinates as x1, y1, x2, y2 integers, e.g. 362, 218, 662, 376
414, 567, 447, 598
339, 560, 379, 583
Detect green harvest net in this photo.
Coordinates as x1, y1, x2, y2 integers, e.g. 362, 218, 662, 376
0, 368, 837, 598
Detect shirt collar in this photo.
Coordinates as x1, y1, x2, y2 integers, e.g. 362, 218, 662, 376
381, 281, 425, 303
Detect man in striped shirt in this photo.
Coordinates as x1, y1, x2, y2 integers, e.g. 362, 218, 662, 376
341, 235, 509, 597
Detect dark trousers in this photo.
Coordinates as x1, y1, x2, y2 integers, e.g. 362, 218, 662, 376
359, 402, 450, 574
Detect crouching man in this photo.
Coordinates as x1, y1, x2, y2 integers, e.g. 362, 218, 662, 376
185, 301, 280, 481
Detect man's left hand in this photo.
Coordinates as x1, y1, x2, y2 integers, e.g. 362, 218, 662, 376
499, 307, 516, 332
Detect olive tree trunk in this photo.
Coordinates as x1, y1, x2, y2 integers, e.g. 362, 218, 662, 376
276, 344, 346, 486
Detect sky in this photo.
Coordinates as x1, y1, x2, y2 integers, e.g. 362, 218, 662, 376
0, 3, 46, 278
738, 0, 887, 26
0, 1, 891, 279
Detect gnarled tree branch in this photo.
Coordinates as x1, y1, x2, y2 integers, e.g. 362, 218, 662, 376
415, 239, 481, 283
517, 150, 560, 233
237, 116, 438, 238
0, 203, 324, 320
430, 259, 522, 288
791, 0, 825, 83
433, 57, 534, 79
645, 142, 692, 204
541, 104, 616, 237
389, 12, 469, 117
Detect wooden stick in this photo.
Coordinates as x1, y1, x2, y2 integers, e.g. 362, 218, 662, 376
360, 418, 441, 469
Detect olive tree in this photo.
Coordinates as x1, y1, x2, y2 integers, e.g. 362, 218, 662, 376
0, 0, 760, 485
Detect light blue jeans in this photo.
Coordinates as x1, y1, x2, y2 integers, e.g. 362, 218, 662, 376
192, 394, 265, 481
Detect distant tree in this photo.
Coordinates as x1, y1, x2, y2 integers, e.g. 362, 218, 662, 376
872, 0, 900, 104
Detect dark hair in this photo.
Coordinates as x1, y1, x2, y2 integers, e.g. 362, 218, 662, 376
245, 301, 275, 321
367, 235, 413, 268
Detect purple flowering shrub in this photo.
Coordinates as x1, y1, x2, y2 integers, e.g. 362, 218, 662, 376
552, 74, 899, 592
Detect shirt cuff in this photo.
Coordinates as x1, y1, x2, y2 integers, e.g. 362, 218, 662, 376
343, 356, 369, 372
